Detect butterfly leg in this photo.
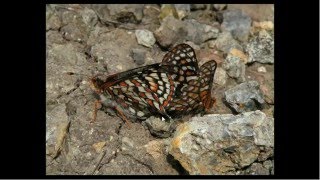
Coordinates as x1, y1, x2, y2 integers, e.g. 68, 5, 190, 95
114, 106, 132, 128
90, 100, 102, 123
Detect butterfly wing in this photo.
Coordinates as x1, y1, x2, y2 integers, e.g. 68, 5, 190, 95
199, 60, 217, 111
99, 63, 175, 120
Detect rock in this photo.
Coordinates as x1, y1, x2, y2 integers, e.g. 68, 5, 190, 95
144, 140, 180, 175
252, 21, 274, 31
214, 31, 243, 53
213, 67, 227, 86
197, 49, 224, 64
135, 29, 156, 48
46, 31, 66, 46
131, 48, 147, 65
158, 4, 179, 21
174, 4, 190, 19
245, 163, 270, 175
79, 7, 98, 28
257, 66, 267, 73
224, 81, 265, 113
257, 146, 274, 161
59, 8, 97, 43
221, 9, 252, 42
89, 29, 139, 74
154, 16, 187, 48
108, 4, 144, 23
92, 4, 144, 24
246, 30, 274, 64
222, 50, 246, 83
143, 116, 176, 138
92, 141, 107, 153
46, 5, 61, 31
212, 4, 227, 11
190, 4, 207, 10
228, 4, 274, 22
263, 160, 273, 170
46, 104, 70, 157
183, 19, 219, 45
168, 111, 274, 175
141, 5, 161, 32
154, 16, 219, 47
46, 42, 89, 102
101, 154, 153, 175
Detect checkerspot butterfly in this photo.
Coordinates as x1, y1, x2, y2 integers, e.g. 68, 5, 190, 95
90, 44, 217, 124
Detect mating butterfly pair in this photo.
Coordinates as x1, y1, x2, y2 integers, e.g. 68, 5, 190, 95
90, 44, 217, 123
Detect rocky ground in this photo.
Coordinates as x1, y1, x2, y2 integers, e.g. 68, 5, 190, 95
46, 4, 274, 175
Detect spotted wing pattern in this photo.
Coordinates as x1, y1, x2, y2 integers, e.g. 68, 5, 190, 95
92, 44, 217, 122
199, 60, 217, 111
97, 63, 175, 120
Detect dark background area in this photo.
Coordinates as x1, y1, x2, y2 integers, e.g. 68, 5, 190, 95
0, 0, 318, 179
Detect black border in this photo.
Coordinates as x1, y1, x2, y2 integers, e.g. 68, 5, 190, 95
2, 0, 318, 179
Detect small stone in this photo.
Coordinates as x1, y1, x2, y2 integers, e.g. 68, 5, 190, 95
257, 66, 267, 73
215, 31, 243, 53
131, 49, 146, 65
154, 16, 187, 48
263, 160, 273, 170
213, 67, 227, 86
246, 30, 274, 64
221, 9, 252, 42
108, 4, 144, 23
224, 81, 265, 113
135, 29, 156, 48
227, 4, 274, 22
174, 4, 190, 19
92, 141, 106, 153
143, 116, 176, 138
222, 50, 246, 83
252, 21, 274, 31
159, 4, 179, 21
245, 163, 269, 175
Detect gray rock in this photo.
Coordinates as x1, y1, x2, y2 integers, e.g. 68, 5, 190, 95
143, 116, 176, 138
131, 48, 147, 65
221, 9, 252, 42
80, 7, 98, 28
46, 5, 61, 31
154, 16, 219, 47
224, 81, 265, 113
183, 19, 219, 45
168, 111, 274, 175
174, 4, 190, 19
213, 67, 227, 86
101, 154, 153, 175
135, 29, 156, 48
89, 29, 139, 74
60, 9, 95, 43
222, 52, 246, 83
245, 163, 270, 175
46, 104, 70, 158
91, 4, 144, 24
263, 160, 273, 171
227, 4, 274, 22
214, 31, 243, 53
154, 16, 187, 48
246, 30, 274, 64
108, 4, 144, 23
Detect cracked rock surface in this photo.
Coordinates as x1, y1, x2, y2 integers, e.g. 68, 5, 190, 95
46, 4, 274, 175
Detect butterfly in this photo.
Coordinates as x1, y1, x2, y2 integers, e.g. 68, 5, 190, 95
90, 44, 217, 124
